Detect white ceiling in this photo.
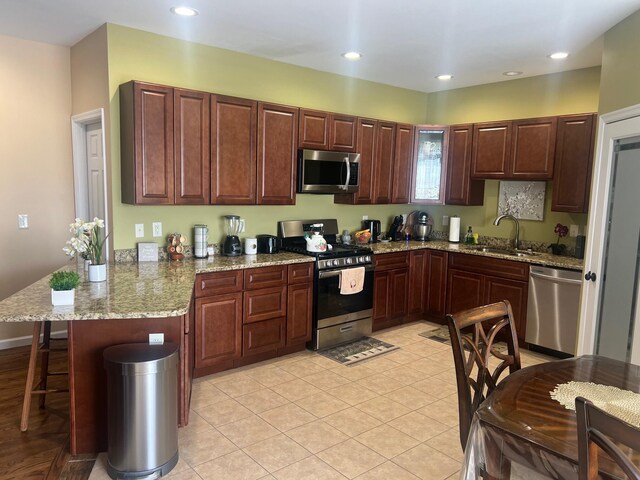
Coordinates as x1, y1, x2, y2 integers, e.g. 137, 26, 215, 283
1, 0, 640, 93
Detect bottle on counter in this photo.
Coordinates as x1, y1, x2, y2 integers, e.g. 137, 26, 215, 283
464, 226, 474, 245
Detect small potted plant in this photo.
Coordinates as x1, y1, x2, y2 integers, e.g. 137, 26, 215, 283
63, 218, 109, 282
50, 271, 81, 306
550, 223, 569, 255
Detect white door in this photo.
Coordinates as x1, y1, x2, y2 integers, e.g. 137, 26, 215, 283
577, 106, 640, 364
86, 122, 105, 221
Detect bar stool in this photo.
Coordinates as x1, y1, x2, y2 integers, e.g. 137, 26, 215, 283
20, 321, 69, 431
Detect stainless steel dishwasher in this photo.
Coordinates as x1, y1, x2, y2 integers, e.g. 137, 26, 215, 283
525, 266, 583, 356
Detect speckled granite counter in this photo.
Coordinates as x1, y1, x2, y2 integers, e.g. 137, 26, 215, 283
368, 240, 584, 271
0, 253, 313, 323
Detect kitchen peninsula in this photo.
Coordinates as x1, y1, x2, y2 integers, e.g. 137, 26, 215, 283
0, 243, 581, 455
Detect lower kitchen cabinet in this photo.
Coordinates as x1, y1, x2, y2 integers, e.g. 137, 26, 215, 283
408, 249, 448, 322
287, 282, 313, 345
446, 253, 529, 345
195, 292, 243, 370
243, 317, 285, 356
373, 252, 409, 331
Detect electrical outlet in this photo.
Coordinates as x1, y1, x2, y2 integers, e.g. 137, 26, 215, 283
18, 214, 29, 229
152, 222, 162, 237
569, 224, 579, 237
442, 215, 449, 226
362, 215, 368, 220
149, 333, 164, 345
135, 224, 144, 238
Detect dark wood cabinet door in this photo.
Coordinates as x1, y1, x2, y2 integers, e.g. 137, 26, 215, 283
243, 286, 287, 324
330, 114, 357, 152
510, 117, 557, 179
373, 270, 390, 330
334, 118, 377, 205
389, 269, 409, 320
299, 109, 329, 150
391, 124, 414, 204
552, 114, 596, 213
373, 122, 396, 203
195, 293, 242, 368
425, 251, 448, 321
471, 121, 511, 179
174, 88, 210, 204
245, 265, 287, 290
211, 95, 257, 204
446, 269, 485, 316
130, 82, 175, 204
408, 250, 427, 314
257, 103, 298, 205
287, 282, 313, 345
484, 275, 528, 344
446, 124, 484, 205
243, 317, 285, 357
287, 263, 314, 285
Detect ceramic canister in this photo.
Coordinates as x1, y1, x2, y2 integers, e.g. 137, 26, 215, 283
244, 237, 257, 255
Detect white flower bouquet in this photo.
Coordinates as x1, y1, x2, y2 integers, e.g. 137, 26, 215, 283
63, 218, 108, 265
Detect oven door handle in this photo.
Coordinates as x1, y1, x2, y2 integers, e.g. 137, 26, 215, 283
318, 264, 374, 278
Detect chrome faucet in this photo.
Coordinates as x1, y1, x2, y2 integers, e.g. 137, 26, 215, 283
494, 214, 520, 250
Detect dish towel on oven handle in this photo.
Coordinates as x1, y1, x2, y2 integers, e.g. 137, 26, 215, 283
339, 266, 365, 295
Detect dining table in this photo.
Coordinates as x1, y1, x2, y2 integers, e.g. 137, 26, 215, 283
460, 355, 640, 479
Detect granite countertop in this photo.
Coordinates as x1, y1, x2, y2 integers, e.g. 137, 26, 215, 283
0, 242, 581, 323
0, 253, 314, 323
368, 240, 584, 271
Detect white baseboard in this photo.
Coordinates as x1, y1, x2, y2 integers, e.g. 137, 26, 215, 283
0, 330, 68, 350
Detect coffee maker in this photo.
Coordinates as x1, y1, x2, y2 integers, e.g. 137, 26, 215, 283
222, 215, 244, 256
361, 219, 381, 243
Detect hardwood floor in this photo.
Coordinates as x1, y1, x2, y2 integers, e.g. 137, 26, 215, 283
0, 343, 94, 479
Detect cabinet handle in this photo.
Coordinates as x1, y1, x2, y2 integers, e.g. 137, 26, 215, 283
584, 271, 597, 282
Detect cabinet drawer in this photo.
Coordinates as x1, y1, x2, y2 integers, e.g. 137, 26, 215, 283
243, 317, 285, 356
373, 252, 409, 271
245, 266, 287, 290
243, 286, 287, 323
288, 263, 314, 284
195, 270, 243, 297
448, 252, 529, 281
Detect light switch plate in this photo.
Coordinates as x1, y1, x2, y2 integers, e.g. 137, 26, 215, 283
18, 214, 28, 229
569, 224, 579, 237
442, 215, 449, 226
135, 223, 144, 238
152, 222, 162, 237
138, 242, 159, 262
149, 333, 164, 345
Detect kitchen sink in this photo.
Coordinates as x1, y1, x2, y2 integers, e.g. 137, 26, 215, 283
465, 246, 540, 257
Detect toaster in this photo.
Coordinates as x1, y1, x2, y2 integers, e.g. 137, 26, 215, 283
256, 234, 281, 254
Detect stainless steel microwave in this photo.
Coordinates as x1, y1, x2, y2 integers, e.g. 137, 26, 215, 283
297, 149, 360, 194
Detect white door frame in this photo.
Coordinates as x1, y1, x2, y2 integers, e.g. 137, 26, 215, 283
71, 108, 110, 260
576, 103, 640, 356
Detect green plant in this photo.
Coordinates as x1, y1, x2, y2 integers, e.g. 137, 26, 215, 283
49, 271, 81, 291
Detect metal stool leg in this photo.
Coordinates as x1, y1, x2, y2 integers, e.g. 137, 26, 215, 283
21, 322, 43, 432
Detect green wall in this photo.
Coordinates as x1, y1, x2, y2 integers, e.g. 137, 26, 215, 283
599, 9, 640, 114
424, 67, 601, 245
106, 24, 429, 249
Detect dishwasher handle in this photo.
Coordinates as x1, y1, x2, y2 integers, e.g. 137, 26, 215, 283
530, 271, 583, 285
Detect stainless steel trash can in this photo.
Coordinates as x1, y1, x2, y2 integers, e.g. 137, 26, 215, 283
103, 343, 179, 479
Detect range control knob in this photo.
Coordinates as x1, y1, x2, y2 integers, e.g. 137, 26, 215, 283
365, 255, 372, 262
346, 258, 353, 264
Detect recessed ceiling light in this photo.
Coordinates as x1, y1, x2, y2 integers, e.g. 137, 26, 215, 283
436, 74, 453, 81
171, 6, 199, 16
342, 51, 362, 61
503, 71, 523, 76
548, 52, 569, 60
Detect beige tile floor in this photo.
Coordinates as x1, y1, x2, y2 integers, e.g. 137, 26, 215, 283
89, 321, 551, 480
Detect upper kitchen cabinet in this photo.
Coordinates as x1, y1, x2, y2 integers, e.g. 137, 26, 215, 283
552, 113, 596, 213
299, 109, 358, 153
410, 125, 448, 204
445, 124, 484, 205
392, 124, 415, 204
471, 121, 511, 179
211, 96, 257, 205
334, 118, 377, 205
257, 103, 299, 205
472, 116, 557, 180
120, 81, 175, 205
373, 121, 396, 204
174, 88, 211, 205
510, 116, 557, 179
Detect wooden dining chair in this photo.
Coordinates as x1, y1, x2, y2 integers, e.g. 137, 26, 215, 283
446, 300, 522, 451
575, 396, 640, 480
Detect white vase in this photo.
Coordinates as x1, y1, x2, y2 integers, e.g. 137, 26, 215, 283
88, 263, 107, 282
51, 288, 75, 306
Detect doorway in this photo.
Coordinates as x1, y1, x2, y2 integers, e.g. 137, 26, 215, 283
577, 104, 640, 364
71, 108, 109, 260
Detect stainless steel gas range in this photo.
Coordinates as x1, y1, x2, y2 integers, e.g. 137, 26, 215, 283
278, 219, 374, 350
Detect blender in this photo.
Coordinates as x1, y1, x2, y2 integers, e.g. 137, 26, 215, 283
222, 215, 244, 256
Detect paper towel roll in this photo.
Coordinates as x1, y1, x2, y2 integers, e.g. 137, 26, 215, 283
449, 216, 461, 243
